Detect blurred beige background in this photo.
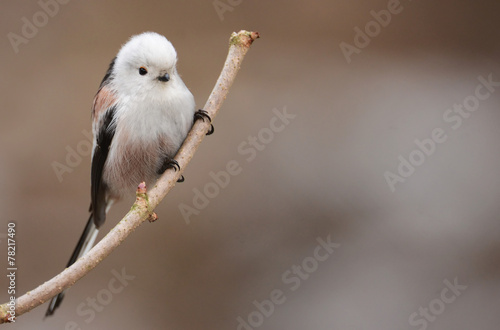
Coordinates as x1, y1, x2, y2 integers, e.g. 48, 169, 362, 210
1, 0, 500, 329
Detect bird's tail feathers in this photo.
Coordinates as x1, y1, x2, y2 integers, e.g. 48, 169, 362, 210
45, 214, 98, 317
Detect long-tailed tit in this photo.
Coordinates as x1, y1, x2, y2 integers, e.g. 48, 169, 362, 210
46, 32, 212, 316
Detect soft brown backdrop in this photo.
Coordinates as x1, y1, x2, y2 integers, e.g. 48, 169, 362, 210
1, 1, 500, 329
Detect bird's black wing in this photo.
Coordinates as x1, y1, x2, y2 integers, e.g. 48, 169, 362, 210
91, 106, 116, 228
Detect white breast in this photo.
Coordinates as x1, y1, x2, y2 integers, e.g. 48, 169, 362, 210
103, 81, 195, 200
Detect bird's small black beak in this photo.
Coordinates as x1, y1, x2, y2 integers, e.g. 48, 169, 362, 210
158, 73, 170, 82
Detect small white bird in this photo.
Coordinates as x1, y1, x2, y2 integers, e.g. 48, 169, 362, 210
46, 32, 212, 316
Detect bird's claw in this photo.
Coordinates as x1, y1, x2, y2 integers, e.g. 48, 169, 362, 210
194, 109, 214, 135
158, 158, 180, 174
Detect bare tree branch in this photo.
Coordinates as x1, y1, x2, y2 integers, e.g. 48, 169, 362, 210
0, 30, 259, 324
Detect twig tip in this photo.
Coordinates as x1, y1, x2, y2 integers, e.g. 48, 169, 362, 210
230, 30, 260, 48
137, 182, 147, 194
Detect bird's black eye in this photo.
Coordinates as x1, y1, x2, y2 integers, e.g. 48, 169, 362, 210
139, 67, 148, 75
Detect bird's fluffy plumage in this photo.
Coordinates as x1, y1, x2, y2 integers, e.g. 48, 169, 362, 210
46, 32, 196, 317
94, 31, 195, 201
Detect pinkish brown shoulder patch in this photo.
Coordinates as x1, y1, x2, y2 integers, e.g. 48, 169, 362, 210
92, 86, 117, 120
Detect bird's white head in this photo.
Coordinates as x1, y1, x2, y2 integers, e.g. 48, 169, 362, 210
111, 32, 181, 98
